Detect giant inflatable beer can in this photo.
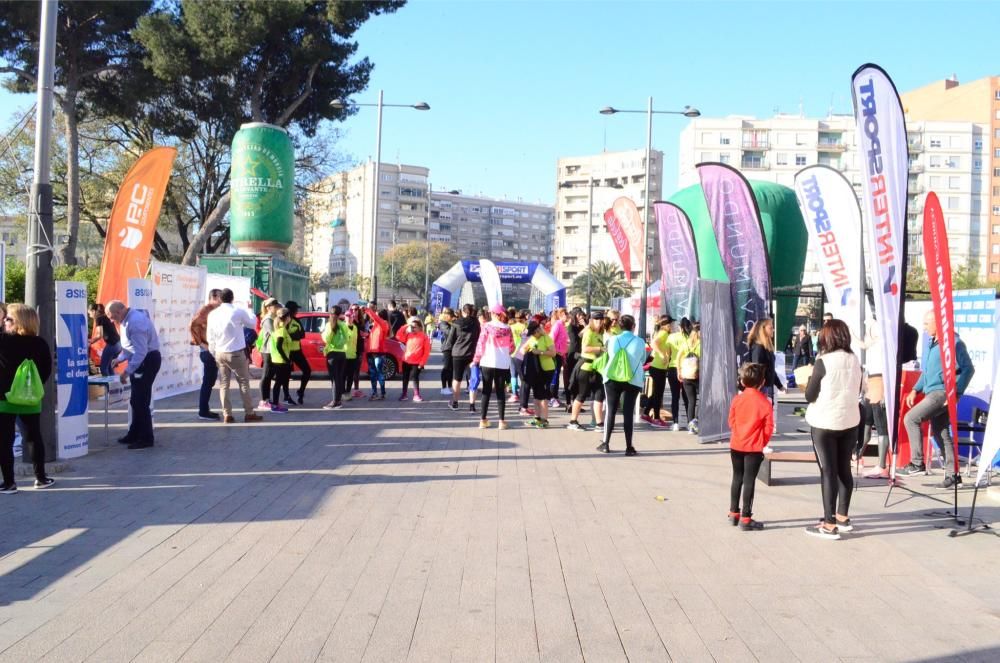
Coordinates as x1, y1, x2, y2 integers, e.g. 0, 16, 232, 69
230, 123, 294, 254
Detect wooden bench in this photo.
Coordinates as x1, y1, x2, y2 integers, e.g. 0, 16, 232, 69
758, 451, 817, 486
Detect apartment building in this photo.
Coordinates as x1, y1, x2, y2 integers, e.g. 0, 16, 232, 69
553, 149, 663, 290
678, 110, 992, 281
301, 161, 554, 284
902, 75, 1000, 280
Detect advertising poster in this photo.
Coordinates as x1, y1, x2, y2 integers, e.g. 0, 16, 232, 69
150, 261, 207, 399
205, 273, 254, 312
56, 281, 90, 459
127, 278, 154, 316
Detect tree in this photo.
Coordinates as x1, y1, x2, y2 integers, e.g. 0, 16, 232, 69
905, 262, 930, 300
131, 0, 405, 265
0, 1, 153, 265
571, 261, 633, 307
379, 241, 459, 302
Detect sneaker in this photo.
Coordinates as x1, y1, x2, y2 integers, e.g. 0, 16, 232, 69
566, 420, 588, 431
441, 387, 453, 396
499, 420, 509, 430
257, 400, 271, 410
479, 420, 491, 429
469, 403, 477, 413
640, 414, 653, 424
284, 398, 297, 406
689, 419, 699, 434
223, 415, 236, 424
728, 511, 740, 526
864, 467, 890, 479
528, 417, 541, 428
244, 413, 264, 423
0, 483, 17, 494
670, 423, 681, 432
296, 391, 305, 405
368, 393, 379, 401
596, 442, 610, 453
739, 518, 764, 531
897, 463, 926, 476
398, 394, 409, 401
518, 407, 535, 417
805, 524, 840, 540
939, 474, 963, 489
34, 477, 56, 489
270, 403, 288, 413
649, 419, 668, 429
835, 518, 854, 533
624, 447, 638, 456
377, 394, 386, 401
538, 419, 549, 429
507, 394, 519, 403
413, 393, 424, 403
548, 398, 561, 408
353, 390, 364, 398
343, 393, 353, 402
198, 411, 221, 421
448, 401, 459, 411
322, 400, 337, 410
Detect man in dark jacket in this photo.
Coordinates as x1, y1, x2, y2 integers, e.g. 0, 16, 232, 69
388, 300, 406, 337
446, 303, 480, 410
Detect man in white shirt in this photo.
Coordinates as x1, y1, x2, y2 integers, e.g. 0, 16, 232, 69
207, 289, 263, 423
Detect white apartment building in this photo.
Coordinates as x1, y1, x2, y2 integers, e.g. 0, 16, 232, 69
301, 161, 554, 284
678, 115, 990, 280
553, 149, 663, 289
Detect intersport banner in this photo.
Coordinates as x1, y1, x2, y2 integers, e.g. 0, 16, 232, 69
851, 64, 908, 457
793, 165, 866, 340
96, 147, 177, 307
922, 192, 959, 474
604, 207, 632, 279
654, 201, 699, 321
611, 197, 644, 276
696, 162, 770, 359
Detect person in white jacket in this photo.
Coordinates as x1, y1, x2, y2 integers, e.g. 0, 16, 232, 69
472, 304, 515, 430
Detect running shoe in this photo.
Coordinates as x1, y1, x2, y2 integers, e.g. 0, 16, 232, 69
739, 518, 764, 531
413, 393, 424, 403
640, 414, 653, 424
499, 420, 509, 430
448, 401, 459, 411
507, 394, 519, 403
670, 423, 681, 432
649, 419, 668, 429
548, 398, 561, 408
257, 400, 271, 410
353, 390, 364, 398
284, 398, 297, 406
469, 403, 477, 413
804, 524, 840, 540
479, 420, 491, 429
939, 474, 962, 489
596, 442, 610, 453
896, 463, 926, 476
624, 447, 637, 456
343, 393, 353, 402
566, 421, 587, 431
34, 477, 55, 489
441, 387, 453, 396
728, 511, 740, 526
689, 419, 699, 434
0, 484, 17, 495
398, 394, 409, 401
322, 400, 338, 410
835, 519, 854, 533
377, 394, 386, 401
518, 407, 535, 417
198, 411, 221, 421
270, 403, 289, 413
368, 393, 379, 401
864, 467, 889, 479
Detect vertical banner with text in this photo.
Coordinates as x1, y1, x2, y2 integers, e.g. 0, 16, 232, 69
922, 192, 959, 474
604, 208, 632, 280
851, 63, 908, 459
654, 201, 700, 321
478, 258, 504, 310
611, 197, 645, 280
696, 162, 771, 360
56, 281, 90, 458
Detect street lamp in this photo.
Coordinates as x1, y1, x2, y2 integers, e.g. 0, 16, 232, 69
424, 188, 461, 309
600, 100, 700, 338
559, 178, 623, 313
330, 92, 430, 305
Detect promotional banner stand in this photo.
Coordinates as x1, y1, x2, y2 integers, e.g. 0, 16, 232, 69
947, 484, 997, 538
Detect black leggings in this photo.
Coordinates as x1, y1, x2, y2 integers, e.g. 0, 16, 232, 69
0, 413, 45, 485
284, 349, 311, 399
603, 381, 640, 449
344, 357, 359, 395
563, 354, 578, 402
730, 450, 764, 517
645, 367, 667, 419
271, 364, 292, 404
260, 354, 273, 401
683, 379, 699, 422
402, 362, 422, 394
666, 367, 688, 423
480, 367, 510, 420
326, 352, 346, 403
811, 426, 855, 524
441, 350, 453, 388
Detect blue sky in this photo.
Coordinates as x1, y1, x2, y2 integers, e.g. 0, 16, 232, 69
2, 0, 998, 204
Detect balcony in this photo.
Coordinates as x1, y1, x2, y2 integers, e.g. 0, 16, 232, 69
907, 201, 924, 215
908, 184, 925, 194
908, 141, 924, 153
741, 140, 770, 150
909, 163, 924, 173
817, 141, 847, 152
741, 159, 769, 170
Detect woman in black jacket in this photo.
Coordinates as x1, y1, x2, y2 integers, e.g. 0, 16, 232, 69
0, 304, 54, 493
746, 319, 783, 401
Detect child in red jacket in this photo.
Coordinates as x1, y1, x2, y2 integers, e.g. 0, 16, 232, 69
396, 317, 431, 402
728, 363, 774, 531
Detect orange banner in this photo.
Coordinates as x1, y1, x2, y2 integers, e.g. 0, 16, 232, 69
96, 146, 177, 307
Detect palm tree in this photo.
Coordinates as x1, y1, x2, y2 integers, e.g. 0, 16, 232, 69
571, 261, 633, 307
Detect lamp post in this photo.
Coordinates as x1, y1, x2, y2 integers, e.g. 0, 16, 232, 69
560, 178, 622, 313
599, 100, 700, 338
330, 93, 430, 306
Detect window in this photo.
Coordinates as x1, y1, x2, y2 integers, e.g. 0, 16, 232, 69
949, 176, 960, 189
795, 133, 810, 146
995, 168, 1000, 177
994, 224, 1000, 234
776, 152, 788, 166
994, 186, 1000, 196
700, 152, 713, 162
741, 152, 764, 169
974, 138, 984, 150
996, 109, 1000, 120
701, 132, 717, 143
720, 136, 731, 145
994, 206, 1000, 216
994, 244, 1000, 255
795, 154, 807, 166
974, 159, 983, 171
993, 264, 1000, 274
948, 197, 960, 210
996, 90, 1000, 100
996, 129, 1000, 139
930, 138, 942, 148
946, 157, 960, 169
929, 175, 942, 187
719, 153, 731, 164
930, 155, 942, 168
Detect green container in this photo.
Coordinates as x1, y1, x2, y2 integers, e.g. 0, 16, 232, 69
198, 254, 309, 313
230, 122, 294, 254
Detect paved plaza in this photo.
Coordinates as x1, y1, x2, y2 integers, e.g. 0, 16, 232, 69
1, 374, 999, 662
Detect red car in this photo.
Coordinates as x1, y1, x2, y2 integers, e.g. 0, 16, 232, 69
251, 311, 406, 379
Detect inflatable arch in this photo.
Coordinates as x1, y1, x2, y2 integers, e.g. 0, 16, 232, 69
429, 261, 566, 313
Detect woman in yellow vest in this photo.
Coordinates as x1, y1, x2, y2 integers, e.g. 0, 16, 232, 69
666, 318, 691, 431
677, 322, 702, 434
342, 311, 360, 402
268, 309, 293, 413
321, 305, 351, 410
641, 315, 672, 428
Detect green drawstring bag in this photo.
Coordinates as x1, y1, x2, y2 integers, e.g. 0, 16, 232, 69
590, 350, 609, 374
603, 338, 641, 382
6, 359, 43, 406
